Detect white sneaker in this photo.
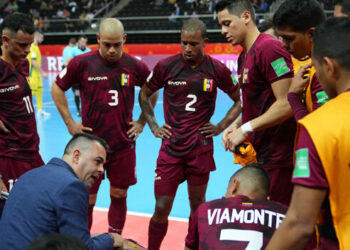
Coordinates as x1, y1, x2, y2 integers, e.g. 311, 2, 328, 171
37, 109, 51, 116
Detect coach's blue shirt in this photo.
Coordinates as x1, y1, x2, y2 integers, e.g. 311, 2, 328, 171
0, 158, 113, 250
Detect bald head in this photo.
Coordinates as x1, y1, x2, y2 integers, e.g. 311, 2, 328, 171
98, 18, 124, 36
226, 163, 270, 200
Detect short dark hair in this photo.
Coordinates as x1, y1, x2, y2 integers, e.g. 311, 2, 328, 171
78, 35, 88, 41
1, 12, 35, 35
27, 233, 88, 250
69, 37, 76, 44
215, 0, 256, 24
182, 19, 207, 38
273, 0, 325, 32
335, 0, 350, 16
258, 18, 274, 33
313, 17, 350, 71
230, 163, 270, 195
63, 133, 109, 156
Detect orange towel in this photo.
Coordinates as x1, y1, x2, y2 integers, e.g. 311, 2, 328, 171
233, 142, 257, 167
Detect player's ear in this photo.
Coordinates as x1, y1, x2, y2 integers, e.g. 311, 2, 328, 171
123, 33, 127, 43
2, 34, 9, 46
241, 10, 251, 25
225, 179, 239, 198
306, 27, 315, 39
324, 57, 340, 80
72, 149, 81, 165
96, 34, 101, 43
203, 37, 209, 46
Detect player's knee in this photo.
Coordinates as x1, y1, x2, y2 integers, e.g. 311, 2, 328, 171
154, 197, 173, 218
189, 196, 205, 211
110, 186, 128, 198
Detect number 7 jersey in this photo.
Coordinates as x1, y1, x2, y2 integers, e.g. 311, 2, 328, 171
56, 51, 150, 155
146, 53, 238, 157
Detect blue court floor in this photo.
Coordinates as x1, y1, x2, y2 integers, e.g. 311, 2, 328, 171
36, 73, 241, 219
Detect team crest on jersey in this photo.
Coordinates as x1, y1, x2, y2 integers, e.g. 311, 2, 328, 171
203, 78, 213, 92
241, 68, 249, 84
121, 73, 130, 87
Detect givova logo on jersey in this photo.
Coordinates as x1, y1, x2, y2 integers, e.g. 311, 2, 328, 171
203, 78, 213, 92
121, 73, 130, 87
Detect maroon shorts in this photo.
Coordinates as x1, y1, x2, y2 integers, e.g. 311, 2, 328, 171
154, 149, 215, 197
89, 148, 136, 195
266, 166, 294, 206
0, 154, 44, 191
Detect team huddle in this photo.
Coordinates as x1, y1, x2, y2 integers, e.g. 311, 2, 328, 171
0, 0, 350, 249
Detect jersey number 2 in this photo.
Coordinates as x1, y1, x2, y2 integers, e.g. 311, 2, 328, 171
108, 90, 118, 106
185, 94, 197, 112
220, 229, 263, 250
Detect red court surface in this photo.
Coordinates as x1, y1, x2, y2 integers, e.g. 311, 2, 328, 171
91, 208, 189, 250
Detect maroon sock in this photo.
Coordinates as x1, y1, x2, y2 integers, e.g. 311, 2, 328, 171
148, 219, 168, 250
88, 204, 94, 230
108, 196, 127, 234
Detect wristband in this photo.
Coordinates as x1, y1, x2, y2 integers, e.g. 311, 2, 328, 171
241, 122, 253, 135
0, 174, 2, 179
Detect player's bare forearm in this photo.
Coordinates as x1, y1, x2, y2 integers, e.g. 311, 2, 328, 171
138, 85, 159, 133
216, 99, 242, 133
185, 246, 193, 250
266, 185, 326, 250
0, 119, 9, 133
137, 90, 159, 126
249, 78, 293, 131
250, 98, 293, 131
51, 82, 74, 126
31, 59, 45, 75
51, 82, 92, 135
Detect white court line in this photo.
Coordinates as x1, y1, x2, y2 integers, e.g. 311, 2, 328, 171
94, 207, 189, 223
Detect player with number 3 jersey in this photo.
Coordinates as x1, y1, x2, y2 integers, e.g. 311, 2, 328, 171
52, 18, 158, 234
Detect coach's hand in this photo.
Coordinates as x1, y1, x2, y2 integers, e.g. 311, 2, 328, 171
127, 121, 144, 141
0, 120, 9, 134
199, 122, 222, 138
67, 120, 93, 135
289, 63, 311, 95
109, 233, 124, 248
153, 124, 172, 139
0, 178, 8, 200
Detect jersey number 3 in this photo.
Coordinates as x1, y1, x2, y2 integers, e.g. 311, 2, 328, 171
220, 229, 263, 250
185, 94, 197, 112
108, 90, 118, 106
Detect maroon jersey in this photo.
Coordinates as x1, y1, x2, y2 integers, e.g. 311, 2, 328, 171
56, 51, 150, 156
185, 195, 287, 250
309, 75, 329, 111
238, 33, 296, 169
147, 53, 237, 157
293, 127, 339, 248
0, 59, 40, 161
